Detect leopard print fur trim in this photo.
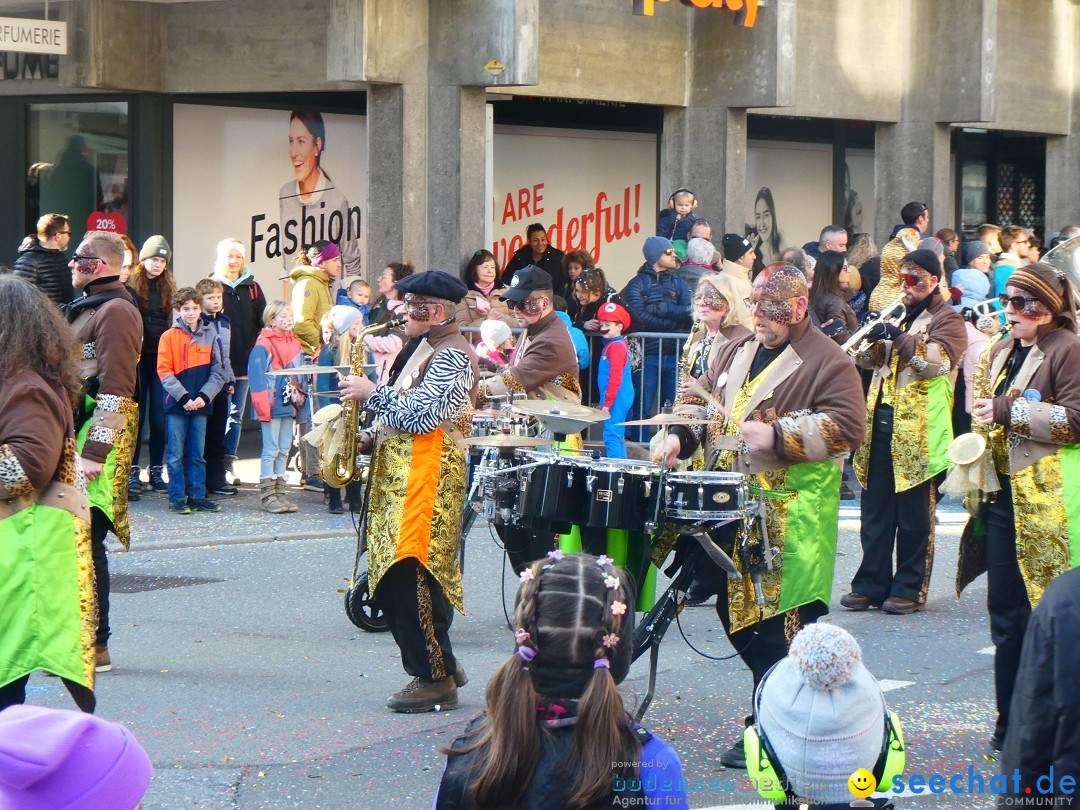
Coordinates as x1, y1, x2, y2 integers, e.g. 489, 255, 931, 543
0, 444, 34, 499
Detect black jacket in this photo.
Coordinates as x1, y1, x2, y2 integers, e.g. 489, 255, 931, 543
999, 567, 1080, 803
501, 243, 566, 289
215, 273, 266, 376
11, 236, 73, 308
138, 276, 174, 357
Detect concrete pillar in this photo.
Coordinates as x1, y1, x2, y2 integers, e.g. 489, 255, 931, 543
1046, 133, 1080, 234
427, 85, 488, 271
873, 121, 951, 245
661, 106, 748, 236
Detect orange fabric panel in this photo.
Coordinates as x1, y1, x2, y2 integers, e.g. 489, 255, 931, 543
396, 428, 444, 566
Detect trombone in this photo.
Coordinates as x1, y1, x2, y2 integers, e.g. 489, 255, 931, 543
841, 295, 906, 357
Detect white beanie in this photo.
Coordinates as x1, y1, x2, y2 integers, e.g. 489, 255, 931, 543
480, 319, 512, 347
757, 623, 885, 805
329, 305, 362, 336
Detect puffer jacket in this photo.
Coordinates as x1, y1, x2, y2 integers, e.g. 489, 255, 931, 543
248, 327, 307, 421
212, 270, 266, 376
622, 263, 693, 354
11, 236, 74, 308
289, 266, 332, 354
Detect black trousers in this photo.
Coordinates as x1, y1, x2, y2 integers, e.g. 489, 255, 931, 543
0, 675, 29, 712
985, 475, 1030, 739
497, 523, 559, 574
91, 508, 111, 646
375, 558, 456, 682
203, 389, 230, 488
852, 421, 935, 603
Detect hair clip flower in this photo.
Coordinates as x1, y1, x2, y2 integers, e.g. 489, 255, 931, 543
603, 575, 620, 590
519, 569, 535, 583
546, 549, 565, 562
611, 601, 627, 616
602, 633, 619, 648
596, 555, 614, 568
515, 628, 531, 644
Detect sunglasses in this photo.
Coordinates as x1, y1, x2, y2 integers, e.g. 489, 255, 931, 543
998, 293, 1041, 310
72, 254, 102, 264
664, 248, 676, 256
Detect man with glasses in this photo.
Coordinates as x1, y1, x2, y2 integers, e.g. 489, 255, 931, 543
659, 262, 865, 769
624, 236, 693, 440
895, 200, 930, 237
842, 249, 966, 616
12, 213, 74, 308
480, 265, 582, 572
65, 231, 142, 674
993, 226, 1033, 298
339, 271, 477, 713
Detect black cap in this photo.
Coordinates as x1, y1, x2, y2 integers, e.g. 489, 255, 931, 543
901, 249, 942, 278
503, 265, 553, 302
722, 233, 754, 263
394, 270, 469, 303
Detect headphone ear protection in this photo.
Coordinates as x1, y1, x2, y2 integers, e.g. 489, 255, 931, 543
667, 187, 698, 210
746, 666, 906, 802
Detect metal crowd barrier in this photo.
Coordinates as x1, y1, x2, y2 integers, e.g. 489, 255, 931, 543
461, 325, 691, 447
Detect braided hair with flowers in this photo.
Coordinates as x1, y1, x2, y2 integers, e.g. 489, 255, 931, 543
445, 552, 640, 810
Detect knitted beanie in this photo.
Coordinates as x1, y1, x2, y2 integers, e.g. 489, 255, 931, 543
480, 318, 512, 347
643, 236, 674, 267
139, 234, 172, 265
329, 304, 361, 336
757, 623, 885, 805
0, 705, 153, 810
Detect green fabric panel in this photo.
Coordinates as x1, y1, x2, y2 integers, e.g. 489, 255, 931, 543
559, 525, 584, 553
76, 395, 118, 520
927, 375, 954, 477
776, 461, 841, 615
558, 528, 656, 610
0, 505, 87, 688
1061, 445, 1080, 566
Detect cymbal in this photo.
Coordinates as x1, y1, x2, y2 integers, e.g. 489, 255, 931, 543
462, 435, 555, 449
512, 400, 607, 422
618, 414, 712, 427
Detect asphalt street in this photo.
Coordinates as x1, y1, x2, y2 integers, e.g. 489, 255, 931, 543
27, 457, 1004, 809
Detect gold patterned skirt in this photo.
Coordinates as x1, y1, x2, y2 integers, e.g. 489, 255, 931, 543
365, 429, 467, 612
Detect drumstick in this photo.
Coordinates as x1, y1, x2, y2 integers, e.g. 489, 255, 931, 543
686, 378, 728, 418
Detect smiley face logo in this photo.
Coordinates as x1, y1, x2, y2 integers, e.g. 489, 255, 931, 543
848, 768, 877, 799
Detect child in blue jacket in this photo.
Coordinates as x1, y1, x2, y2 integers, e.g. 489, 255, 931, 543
595, 302, 634, 459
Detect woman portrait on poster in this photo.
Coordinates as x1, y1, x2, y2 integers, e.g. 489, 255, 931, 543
753, 187, 784, 265
278, 110, 362, 278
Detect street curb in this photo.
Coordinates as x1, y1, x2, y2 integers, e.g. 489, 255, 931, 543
108, 529, 357, 554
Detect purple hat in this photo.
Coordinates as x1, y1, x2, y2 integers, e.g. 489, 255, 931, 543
0, 705, 153, 809
312, 242, 341, 266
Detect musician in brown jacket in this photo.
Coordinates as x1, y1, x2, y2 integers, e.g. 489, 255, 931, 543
960, 262, 1080, 755
659, 263, 865, 768
843, 249, 966, 615
479, 265, 582, 572
66, 231, 142, 674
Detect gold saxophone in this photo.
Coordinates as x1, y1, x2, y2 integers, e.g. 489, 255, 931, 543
678, 320, 702, 389
321, 315, 405, 487
840, 295, 906, 357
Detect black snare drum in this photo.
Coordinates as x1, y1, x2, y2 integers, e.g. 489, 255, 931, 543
585, 460, 659, 531
517, 452, 589, 530
664, 471, 747, 523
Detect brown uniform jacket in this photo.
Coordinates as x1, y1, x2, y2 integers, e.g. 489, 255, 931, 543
676, 316, 865, 473
67, 280, 142, 464
683, 323, 752, 380
481, 310, 581, 403
0, 370, 78, 500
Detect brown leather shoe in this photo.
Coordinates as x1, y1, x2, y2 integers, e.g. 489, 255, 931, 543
387, 676, 458, 713
881, 596, 925, 615
94, 645, 112, 673
840, 591, 878, 611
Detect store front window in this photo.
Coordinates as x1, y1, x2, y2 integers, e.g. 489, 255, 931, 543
26, 101, 129, 243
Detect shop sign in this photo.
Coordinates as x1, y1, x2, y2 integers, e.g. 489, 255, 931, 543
0, 17, 67, 55
87, 211, 127, 235
0, 51, 58, 80
483, 59, 507, 76
633, 0, 759, 28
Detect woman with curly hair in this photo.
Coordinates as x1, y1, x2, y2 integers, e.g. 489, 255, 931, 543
0, 275, 97, 713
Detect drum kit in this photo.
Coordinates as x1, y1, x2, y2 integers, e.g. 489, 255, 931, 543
462, 402, 769, 718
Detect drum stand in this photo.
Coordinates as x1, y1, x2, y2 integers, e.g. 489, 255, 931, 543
630, 523, 741, 722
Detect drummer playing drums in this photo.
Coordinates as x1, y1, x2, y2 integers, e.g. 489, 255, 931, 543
657, 263, 865, 769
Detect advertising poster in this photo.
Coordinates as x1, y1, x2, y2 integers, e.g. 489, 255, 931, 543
492, 126, 658, 289
746, 140, 833, 263
173, 104, 367, 293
